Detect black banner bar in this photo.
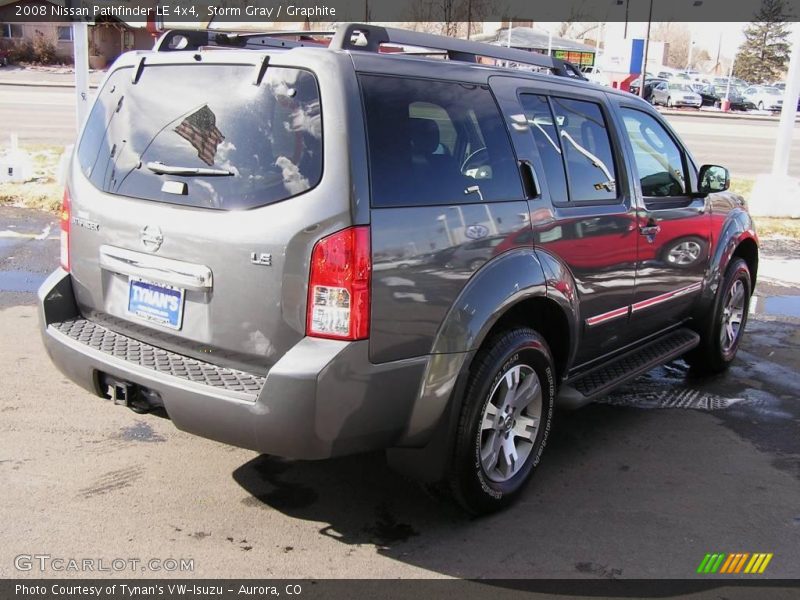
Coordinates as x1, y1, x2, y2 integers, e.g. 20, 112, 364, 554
1, 0, 799, 24
4, 580, 800, 600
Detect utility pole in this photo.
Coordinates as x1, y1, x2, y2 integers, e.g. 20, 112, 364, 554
623, 0, 630, 38
639, 0, 653, 98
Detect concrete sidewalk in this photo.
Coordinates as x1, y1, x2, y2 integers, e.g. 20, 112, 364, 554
0, 65, 105, 88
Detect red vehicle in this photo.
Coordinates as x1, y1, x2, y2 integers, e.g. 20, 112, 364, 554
494, 213, 709, 270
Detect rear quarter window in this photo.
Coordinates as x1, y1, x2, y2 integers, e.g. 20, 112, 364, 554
77, 64, 322, 210
359, 74, 523, 208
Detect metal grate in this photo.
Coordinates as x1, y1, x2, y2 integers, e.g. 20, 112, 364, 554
573, 329, 698, 396
51, 318, 265, 396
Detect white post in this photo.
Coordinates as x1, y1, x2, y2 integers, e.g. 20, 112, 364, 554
507, 21, 512, 47
773, 29, 800, 177
725, 55, 734, 101
687, 34, 693, 70
547, 30, 552, 55
72, 21, 90, 132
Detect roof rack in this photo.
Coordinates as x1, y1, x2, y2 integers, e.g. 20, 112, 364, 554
152, 24, 586, 80
153, 29, 333, 52
329, 23, 586, 80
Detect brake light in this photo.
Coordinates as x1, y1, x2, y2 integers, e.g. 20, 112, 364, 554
60, 188, 70, 272
306, 226, 371, 340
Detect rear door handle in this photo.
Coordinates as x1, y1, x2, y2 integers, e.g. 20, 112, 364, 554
518, 160, 540, 199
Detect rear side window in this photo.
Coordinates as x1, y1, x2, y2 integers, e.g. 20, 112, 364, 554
77, 64, 322, 210
549, 97, 617, 202
359, 75, 523, 207
519, 94, 568, 203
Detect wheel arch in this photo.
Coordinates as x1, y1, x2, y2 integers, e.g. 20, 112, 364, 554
698, 205, 758, 316
387, 249, 578, 482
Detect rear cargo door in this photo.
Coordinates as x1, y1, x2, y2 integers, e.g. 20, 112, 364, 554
68, 59, 324, 373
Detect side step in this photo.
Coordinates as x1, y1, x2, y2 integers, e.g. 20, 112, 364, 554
557, 328, 700, 409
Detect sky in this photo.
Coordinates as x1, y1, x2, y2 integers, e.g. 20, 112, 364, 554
534, 21, 799, 62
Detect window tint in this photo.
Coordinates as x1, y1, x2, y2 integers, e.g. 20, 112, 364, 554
519, 94, 568, 203
77, 65, 322, 210
549, 97, 617, 202
360, 75, 523, 207
621, 109, 687, 198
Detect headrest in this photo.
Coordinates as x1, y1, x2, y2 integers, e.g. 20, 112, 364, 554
409, 118, 440, 156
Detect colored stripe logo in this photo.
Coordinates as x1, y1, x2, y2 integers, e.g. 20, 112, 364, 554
697, 553, 773, 574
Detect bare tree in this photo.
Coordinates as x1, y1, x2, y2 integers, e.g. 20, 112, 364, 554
651, 22, 692, 69
408, 0, 492, 38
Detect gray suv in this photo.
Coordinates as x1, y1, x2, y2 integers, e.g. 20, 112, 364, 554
39, 24, 758, 514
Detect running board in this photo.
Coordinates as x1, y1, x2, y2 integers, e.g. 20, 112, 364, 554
557, 328, 700, 409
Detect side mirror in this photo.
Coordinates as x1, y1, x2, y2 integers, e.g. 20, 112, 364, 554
697, 164, 730, 195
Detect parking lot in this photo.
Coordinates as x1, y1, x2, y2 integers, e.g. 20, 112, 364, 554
1, 206, 799, 579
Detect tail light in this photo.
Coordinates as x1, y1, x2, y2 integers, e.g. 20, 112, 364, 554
306, 226, 371, 341
60, 188, 70, 272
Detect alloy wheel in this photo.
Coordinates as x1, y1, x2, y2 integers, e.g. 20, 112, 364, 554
479, 364, 542, 483
666, 240, 702, 266
720, 279, 746, 353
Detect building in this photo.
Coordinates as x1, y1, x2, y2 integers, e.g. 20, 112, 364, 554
474, 26, 598, 69
0, 0, 156, 67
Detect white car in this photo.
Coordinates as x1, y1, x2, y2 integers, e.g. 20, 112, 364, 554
651, 81, 702, 108
742, 86, 784, 111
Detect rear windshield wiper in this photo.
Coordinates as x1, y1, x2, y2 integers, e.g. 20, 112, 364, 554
145, 161, 234, 177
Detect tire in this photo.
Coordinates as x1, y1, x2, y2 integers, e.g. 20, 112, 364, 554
449, 328, 555, 515
468, 258, 485, 272
685, 258, 751, 374
648, 94, 656, 105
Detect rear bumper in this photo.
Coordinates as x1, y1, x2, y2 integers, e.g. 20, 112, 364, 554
38, 269, 427, 459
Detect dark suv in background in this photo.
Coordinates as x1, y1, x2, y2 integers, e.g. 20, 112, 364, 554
39, 24, 758, 514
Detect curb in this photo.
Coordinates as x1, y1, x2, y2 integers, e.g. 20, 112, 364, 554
0, 80, 99, 89
657, 107, 797, 123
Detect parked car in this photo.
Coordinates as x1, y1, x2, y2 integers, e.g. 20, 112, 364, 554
629, 76, 668, 98
651, 81, 702, 108
39, 23, 758, 515
742, 85, 784, 111
698, 85, 755, 111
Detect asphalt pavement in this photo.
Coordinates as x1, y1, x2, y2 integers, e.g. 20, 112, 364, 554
1, 206, 799, 580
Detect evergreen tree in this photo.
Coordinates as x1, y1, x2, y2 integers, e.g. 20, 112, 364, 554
733, 0, 792, 83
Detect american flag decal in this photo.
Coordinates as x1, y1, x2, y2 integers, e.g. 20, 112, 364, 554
173, 105, 225, 166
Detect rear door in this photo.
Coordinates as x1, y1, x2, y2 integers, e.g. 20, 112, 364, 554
490, 76, 638, 367
611, 99, 711, 338
69, 56, 328, 373
359, 73, 532, 363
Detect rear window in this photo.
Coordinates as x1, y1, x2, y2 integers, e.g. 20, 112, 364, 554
77, 64, 322, 210
359, 75, 523, 208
